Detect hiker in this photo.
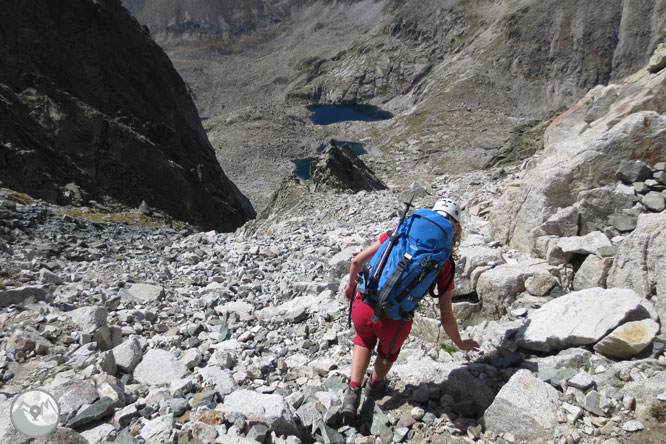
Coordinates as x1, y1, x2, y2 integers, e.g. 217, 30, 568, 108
341, 198, 480, 417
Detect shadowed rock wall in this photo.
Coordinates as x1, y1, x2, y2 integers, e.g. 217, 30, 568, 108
0, 0, 255, 231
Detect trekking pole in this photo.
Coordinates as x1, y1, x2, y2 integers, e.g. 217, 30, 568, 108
347, 286, 354, 328
371, 194, 414, 283
369, 194, 415, 322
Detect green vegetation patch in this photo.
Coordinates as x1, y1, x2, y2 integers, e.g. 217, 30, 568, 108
650, 402, 666, 423
5, 191, 34, 205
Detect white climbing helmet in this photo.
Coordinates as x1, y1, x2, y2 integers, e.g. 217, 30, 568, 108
432, 198, 461, 223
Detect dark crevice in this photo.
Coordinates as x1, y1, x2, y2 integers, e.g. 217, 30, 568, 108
569, 253, 587, 273
453, 292, 480, 304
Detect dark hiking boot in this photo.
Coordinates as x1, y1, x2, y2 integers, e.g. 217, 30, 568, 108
341, 386, 361, 417
367, 378, 387, 397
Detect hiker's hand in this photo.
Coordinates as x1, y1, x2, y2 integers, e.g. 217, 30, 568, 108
458, 339, 480, 351
345, 284, 356, 302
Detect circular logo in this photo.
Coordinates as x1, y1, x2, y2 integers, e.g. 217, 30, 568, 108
10, 389, 60, 437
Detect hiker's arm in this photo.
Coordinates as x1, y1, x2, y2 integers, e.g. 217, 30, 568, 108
438, 290, 480, 351
347, 240, 382, 290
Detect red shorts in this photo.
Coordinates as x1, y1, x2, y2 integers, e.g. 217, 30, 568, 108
351, 296, 412, 363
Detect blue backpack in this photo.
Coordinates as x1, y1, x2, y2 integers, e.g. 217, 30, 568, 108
357, 208, 455, 322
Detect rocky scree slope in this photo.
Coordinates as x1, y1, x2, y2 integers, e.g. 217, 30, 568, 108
0, 0, 254, 232
0, 54, 665, 443
0, 169, 665, 444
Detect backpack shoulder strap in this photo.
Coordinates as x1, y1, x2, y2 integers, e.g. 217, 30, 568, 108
429, 258, 455, 298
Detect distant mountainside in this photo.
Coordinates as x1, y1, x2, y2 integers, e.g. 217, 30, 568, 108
0, 0, 255, 231
127, 0, 307, 48
120, 0, 666, 213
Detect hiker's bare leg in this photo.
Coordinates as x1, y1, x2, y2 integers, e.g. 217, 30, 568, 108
371, 356, 394, 382
350, 345, 372, 385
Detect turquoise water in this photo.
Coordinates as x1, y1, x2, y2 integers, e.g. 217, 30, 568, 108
292, 158, 312, 180
308, 104, 392, 125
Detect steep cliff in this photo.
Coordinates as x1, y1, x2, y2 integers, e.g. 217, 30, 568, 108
0, 0, 255, 231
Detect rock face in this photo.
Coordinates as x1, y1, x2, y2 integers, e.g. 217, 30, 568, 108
0, 0, 254, 231
607, 213, 666, 302
310, 143, 387, 193
489, 45, 666, 293
126, 0, 296, 47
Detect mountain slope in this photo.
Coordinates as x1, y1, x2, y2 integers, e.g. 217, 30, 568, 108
0, 0, 255, 231
121, 0, 666, 213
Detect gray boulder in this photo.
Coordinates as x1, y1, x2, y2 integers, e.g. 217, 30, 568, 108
138, 414, 175, 442
112, 336, 143, 373
573, 255, 613, 291
557, 231, 612, 256
516, 287, 655, 352
119, 283, 164, 303
641, 191, 666, 211
475, 262, 532, 318
593, 319, 661, 359
197, 366, 239, 396
216, 390, 299, 436
482, 369, 560, 440
6, 327, 52, 355
133, 348, 188, 386
525, 269, 559, 296
574, 185, 636, 235
69, 305, 108, 334
616, 160, 653, 184
454, 245, 505, 297
49, 379, 99, 417
0, 285, 51, 308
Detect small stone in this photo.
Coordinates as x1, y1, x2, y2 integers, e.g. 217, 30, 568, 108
658, 393, 666, 402
653, 170, 666, 184
568, 371, 595, 391
622, 420, 644, 432
648, 43, 666, 73
584, 391, 606, 416
393, 426, 410, 442
410, 406, 425, 421
607, 214, 638, 232
641, 191, 665, 212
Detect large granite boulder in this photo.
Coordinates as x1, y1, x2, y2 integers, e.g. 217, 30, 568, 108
0, 0, 254, 231
516, 287, 657, 352
482, 369, 560, 440
593, 319, 661, 359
